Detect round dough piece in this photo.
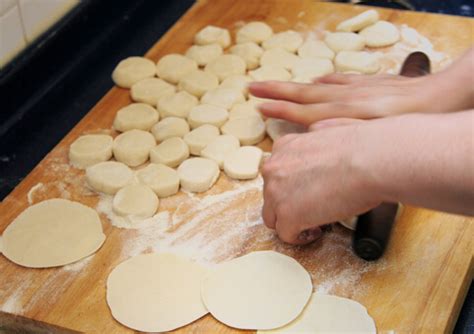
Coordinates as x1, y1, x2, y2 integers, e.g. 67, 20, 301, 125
156, 54, 198, 84
223, 146, 262, 180
2, 198, 105, 268
205, 54, 246, 82
188, 104, 229, 129
136, 163, 180, 197
262, 30, 303, 53
249, 65, 291, 81
151, 117, 190, 142
150, 137, 189, 168
112, 57, 156, 88
219, 75, 252, 97
184, 124, 220, 155
201, 135, 240, 169
229, 42, 264, 70
221, 116, 266, 145
260, 48, 300, 70
324, 32, 365, 52
69, 134, 113, 169
194, 25, 231, 48
86, 161, 134, 195
157, 91, 198, 119
106, 253, 208, 332
335, 51, 380, 74
265, 118, 306, 141
229, 103, 261, 120
236, 21, 273, 44
297, 39, 335, 60
113, 103, 159, 132
359, 20, 400, 47
291, 57, 334, 80
179, 70, 219, 98
177, 157, 219, 192
130, 78, 176, 106
258, 293, 376, 333
112, 184, 159, 218
201, 87, 246, 110
185, 43, 223, 67
201, 251, 312, 330
336, 9, 380, 32
113, 129, 156, 167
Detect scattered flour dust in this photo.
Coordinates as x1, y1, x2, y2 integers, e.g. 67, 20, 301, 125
1, 288, 25, 314
62, 254, 95, 272
27, 182, 44, 204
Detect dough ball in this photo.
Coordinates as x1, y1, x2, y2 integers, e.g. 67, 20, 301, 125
229, 103, 262, 120
201, 251, 312, 330
249, 65, 291, 81
156, 54, 198, 84
188, 104, 229, 129
201, 87, 246, 109
150, 137, 189, 168
266, 118, 306, 141
86, 161, 134, 195
184, 124, 220, 156
112, 56, 156, 88
260, 48, 300, 70
297, 39, 335, 60
262, 30, 303, 53
324, 32, 365, 52
136, 163, 180, 198
2, 199, 105, 268
112, 184, 159, 219
219, 74, 252, 97
229, 42, 264, 70
336, 9, 380, 32
179, 69, 219, 98
205, 54, 247, 82
201, 134, 240, 169
69, 134, 113, 169
223, 146, 262, 180
106, 253, 208, 332
194, 25, 231, 48
185, 43, 223, 67
221, 115, 266, 145
236, 21, 273, 44
151, 117, 190, 142
335, 51, 380, 74
157, 91, 198, 119
113, 129, 156, 167
178, 157, 220, 193
291, 57, 334, 80
359, 20, 400, 47
113, 103, 159, 132
130, 78, 176, 106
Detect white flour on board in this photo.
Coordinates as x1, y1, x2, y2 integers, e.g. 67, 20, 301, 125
27, 182, 44, 204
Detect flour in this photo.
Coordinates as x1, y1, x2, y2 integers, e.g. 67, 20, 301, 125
27, 182, 44, 204
1, 289, 25, 314
62, 254, 94, 272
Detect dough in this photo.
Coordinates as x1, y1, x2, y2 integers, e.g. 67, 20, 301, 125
130, 78, 176, 106
177, 157, 219, 192
262, 30, 303, 53
205, 54, 246, 82
297, 39, 335, 60
86, 161, 134, 195
359, 20, 400, 47
249, 65, 291, 81
336, 9, 380, 32
201, 135, 240, 169
113, 103, 159, 132
106, 253, 208, 332
178, 69, 219, 98
185, 43, 223, 67
69, 134, 113, 169
324, 32, 365, 52
339, 216, 358, 230
111, 57, 156, 88
194, 25, 231, 48
183, 124, 220, 155
2, 199, 105, 268
157, 91, 198, 119
188, 104, 229, 129
136, 163, 180, 198
112, 129, 156, 167
219, 75, 252, 97
150, 137, 189, 168
229, 103, 261, 120
201, 251, 312, 330
156, 54, 197, 84
229, 42, 264, 70
236, 21, 273, 44
260, 48, 300, 70
265, 118, 306, 141
221, 116, 266, 145
112, 184, 159, 219
201, 87, 246, 109
335, 51, 380, 74
223, 146, 262, 180
291, 57, 334, 80
151, 117, 190, 142
258, 293, 376, 333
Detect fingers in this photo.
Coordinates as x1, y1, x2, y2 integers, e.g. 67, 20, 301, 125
309, 118, 365, 131
275, 212, 323, 245
249, 81, 336, 104
314, 73, 356, 85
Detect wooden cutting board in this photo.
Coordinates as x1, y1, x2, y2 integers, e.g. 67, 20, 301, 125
1, 1, 473, 333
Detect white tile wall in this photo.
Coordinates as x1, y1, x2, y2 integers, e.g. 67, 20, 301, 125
0, 4, 26, 67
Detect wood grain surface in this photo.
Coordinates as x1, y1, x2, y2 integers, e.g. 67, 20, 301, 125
1, 1, 473, 333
